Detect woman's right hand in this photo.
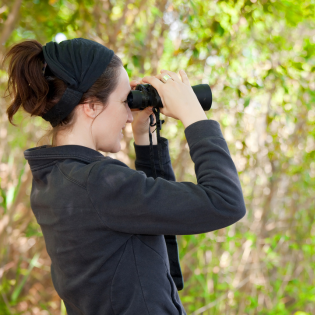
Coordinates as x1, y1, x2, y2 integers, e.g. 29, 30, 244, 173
141, 69, 203, 122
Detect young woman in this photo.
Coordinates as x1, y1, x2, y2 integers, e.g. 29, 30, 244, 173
3, 38, 246, 315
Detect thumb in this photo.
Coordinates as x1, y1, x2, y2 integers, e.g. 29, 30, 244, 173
135, 106, 153, 122
144, 106, 153, 116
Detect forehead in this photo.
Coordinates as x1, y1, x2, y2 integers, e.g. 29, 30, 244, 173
108, 67, 130, 100
117, 67, 130, 91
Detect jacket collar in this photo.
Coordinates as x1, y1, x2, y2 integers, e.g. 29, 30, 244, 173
24, 144, 107, 171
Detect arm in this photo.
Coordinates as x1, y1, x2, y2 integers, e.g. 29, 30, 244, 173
133, 137, 176, 181
87, 119, 246, 236
133, 137, 183, 290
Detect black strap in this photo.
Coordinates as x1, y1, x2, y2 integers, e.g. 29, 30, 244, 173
149, 108, 165, 179
164, 235, 184, 290
148, 108, 184, 291
148, 114, 157, 179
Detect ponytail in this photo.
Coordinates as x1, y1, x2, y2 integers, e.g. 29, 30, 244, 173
2, 39, 123, 146
3, 40, 51, 126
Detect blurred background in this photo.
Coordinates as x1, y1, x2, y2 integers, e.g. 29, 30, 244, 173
0, 0, 315, 314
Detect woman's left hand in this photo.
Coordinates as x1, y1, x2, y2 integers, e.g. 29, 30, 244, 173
129, 80, 156, 137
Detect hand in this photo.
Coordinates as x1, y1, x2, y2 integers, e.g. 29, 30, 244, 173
142, 69, 202, 122
129, 79, 157, 142
129, 79, 141, 91
131, 106, 156, 136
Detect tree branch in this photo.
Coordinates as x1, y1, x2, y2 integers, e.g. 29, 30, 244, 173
0, 0, 22, 55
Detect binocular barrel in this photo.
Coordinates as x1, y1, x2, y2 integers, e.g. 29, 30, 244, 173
127, 84, 212, 111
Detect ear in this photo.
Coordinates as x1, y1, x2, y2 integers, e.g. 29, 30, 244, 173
82, 102, 98, 119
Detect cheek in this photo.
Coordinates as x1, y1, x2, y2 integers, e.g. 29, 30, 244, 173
93, 112, 121, 137
92, 116, 110, 137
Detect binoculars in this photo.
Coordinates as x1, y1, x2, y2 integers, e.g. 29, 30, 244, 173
126, 83, 212, 111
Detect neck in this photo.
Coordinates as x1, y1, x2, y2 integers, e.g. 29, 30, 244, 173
54, 127, 96, 150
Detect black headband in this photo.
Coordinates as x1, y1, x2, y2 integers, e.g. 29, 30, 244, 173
41, 38, 114, 127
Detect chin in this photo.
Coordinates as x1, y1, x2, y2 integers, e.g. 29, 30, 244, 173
109, 143, 121, 154
98, 141, 121, 154
111, 148, 121, 153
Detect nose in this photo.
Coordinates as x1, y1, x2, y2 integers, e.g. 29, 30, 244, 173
126, 104, 133, 123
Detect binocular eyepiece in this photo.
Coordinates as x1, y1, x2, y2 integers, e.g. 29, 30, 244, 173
126, 84, 212, 111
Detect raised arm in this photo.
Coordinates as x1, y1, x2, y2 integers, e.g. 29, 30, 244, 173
87, 119, 246, 236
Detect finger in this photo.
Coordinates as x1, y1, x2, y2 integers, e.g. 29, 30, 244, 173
130, 80, 139, 86
158, 69, 190, 85
179, 69, 190, 85
143, 106, 153, 115
130, 80, 141, 90
157, 70, 181, 83
155, 73, 176, 84
142, 76, 165, 91
133, 107, 153, 124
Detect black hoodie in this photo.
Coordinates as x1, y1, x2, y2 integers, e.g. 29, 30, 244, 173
24, 119, 246, 315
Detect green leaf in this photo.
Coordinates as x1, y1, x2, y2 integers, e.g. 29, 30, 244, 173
244, 97, 250, 108
10, 253, 40, 305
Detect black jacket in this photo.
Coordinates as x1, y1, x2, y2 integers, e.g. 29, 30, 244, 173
24, 119, 246, 315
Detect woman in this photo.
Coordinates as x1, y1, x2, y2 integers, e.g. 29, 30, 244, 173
3, 38, 246, 315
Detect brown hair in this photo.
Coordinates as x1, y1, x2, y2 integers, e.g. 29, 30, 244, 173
2, 39, 123, 146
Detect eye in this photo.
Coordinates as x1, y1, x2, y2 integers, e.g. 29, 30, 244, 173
123, 99, 128, 105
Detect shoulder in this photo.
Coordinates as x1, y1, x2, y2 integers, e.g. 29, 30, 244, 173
57, 157, 131, 189
88, 157, 132, 179
87, 158, 148, 196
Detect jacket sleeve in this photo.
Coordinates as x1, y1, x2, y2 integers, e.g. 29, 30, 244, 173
87, 119, 246, 236
133, 137, 176, 181
133, 137, 184, 290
